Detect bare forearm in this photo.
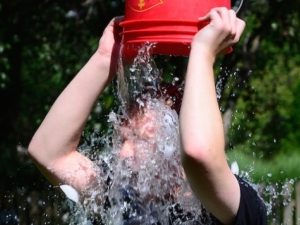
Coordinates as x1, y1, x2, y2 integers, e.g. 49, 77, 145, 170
27, 16, 123, 197
180, 45, 225, 159
179, 9, 245, 224
179, 44, 238, 225
29, 51, 113, 164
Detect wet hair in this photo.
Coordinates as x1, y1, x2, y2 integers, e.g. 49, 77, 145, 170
120, 81, 184, 129
130, 81, 183, 112
159, 81, 184, 115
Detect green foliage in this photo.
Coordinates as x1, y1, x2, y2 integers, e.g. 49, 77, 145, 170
221, 0, 300, 160
1, 0, 300, 192
0, 0, 123, 190
228, 56, 299, 158
227, 148, 300, 183
280, 81, 300, 152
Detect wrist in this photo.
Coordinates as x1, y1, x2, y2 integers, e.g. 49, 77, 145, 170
82, 51, 114, 84
94, 48, 112, 64
96, 45, 120, 78
94, 47, 116, 65
190, 42, 216, 64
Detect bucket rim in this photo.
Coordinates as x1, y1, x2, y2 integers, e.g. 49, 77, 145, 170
121, 29, 196, 35
120, 19, 202, 26
122, 39, 193, 43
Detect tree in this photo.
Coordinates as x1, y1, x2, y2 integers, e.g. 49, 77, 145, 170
0, 0, 124, 190
1, 0, 300, 191
217, 0, 300, 159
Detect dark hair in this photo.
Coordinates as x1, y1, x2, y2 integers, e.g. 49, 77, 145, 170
121, 81, 184, 127
159, 81, 184, 115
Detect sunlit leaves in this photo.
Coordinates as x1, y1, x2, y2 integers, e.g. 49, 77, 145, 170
221, 0, 300, 160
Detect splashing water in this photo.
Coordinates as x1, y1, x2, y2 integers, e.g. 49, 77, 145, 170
43, 43, 299, 224
66, 43, 213, 225
61, 42, 298, 225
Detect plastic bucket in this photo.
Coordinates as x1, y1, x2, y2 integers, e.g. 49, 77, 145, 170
120, 0, 231, 57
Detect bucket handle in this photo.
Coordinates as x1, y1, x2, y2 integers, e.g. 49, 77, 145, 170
234, 0, 244, 14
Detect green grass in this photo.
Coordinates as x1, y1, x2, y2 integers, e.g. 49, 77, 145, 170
227, 148, 300, 183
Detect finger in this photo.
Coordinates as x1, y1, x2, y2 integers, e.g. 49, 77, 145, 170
213, 7, 231, 28
198, 7, 224, 22
198, 13, 210, 22
228, 9, 237, 39
114, 16, 124, 25
112, 16, 124, 36
106, 16, 124, 31
212, 8, 234, 42
198, 9, 224, 27
233, 18, 246, 43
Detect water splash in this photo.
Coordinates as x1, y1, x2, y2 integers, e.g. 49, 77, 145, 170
68, 43, 206, 224
64, 42, 299, 225
229, 156, 296, 221
117, 42, 162, 106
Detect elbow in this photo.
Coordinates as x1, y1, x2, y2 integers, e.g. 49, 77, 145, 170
28, 132, 53, 170
27, 135, 39, 161
180, 138, 213, 169
27, 133, 44, 163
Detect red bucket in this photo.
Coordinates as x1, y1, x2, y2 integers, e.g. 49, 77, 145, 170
120, 0, 231, 57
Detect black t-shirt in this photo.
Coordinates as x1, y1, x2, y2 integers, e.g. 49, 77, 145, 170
169, 175, 268, 225
233, 175, 267, 225
214, 175, 268, 225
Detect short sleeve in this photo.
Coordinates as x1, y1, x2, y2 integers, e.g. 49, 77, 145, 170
234, 175, 268, 225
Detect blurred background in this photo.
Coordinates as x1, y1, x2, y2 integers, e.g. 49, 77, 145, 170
1, 0, 300, 224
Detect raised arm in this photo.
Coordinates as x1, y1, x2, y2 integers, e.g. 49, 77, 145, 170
179, 8, 245, 225
28, 17, 123, 195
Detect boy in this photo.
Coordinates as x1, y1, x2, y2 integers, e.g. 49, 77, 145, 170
28, 7, 267, 225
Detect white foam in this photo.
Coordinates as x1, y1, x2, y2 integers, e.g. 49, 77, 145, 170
60, 185, 79, 203
231, 161, 239, 175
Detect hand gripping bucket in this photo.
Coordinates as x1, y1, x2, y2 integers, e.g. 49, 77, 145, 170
120, 0, 231, 57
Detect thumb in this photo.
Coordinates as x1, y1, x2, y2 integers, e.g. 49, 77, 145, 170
198, 13, 211, 23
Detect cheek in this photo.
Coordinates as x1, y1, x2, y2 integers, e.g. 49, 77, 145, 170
138, 114, 159, 138
120, 126, 133, 139
119, 141, 135, 158
142, 124, 157, 138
